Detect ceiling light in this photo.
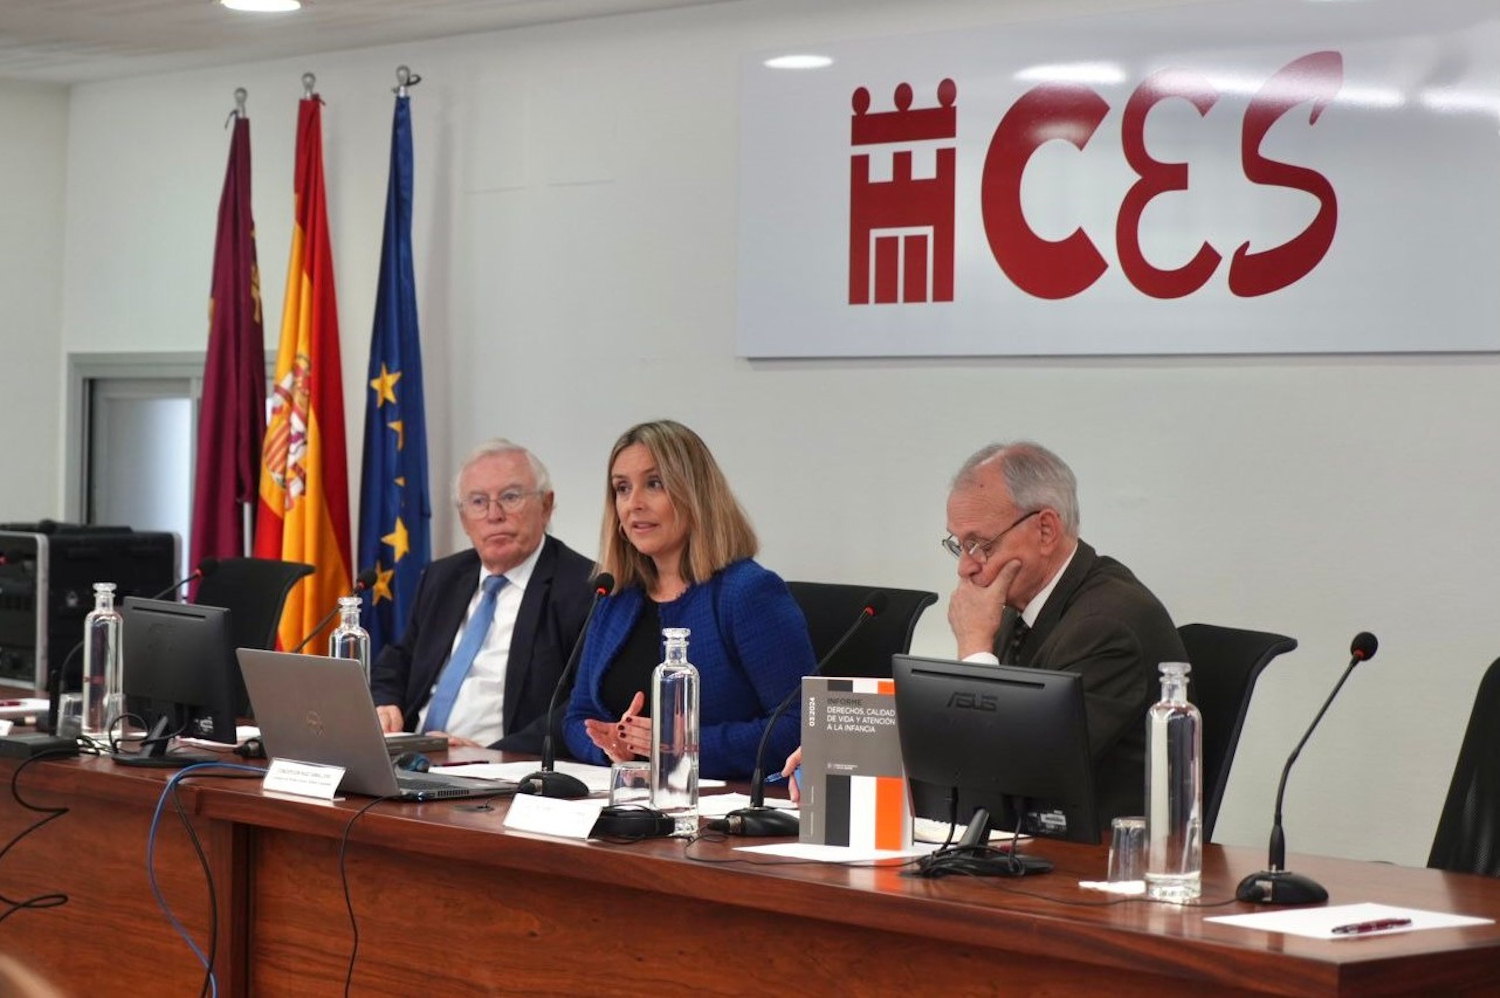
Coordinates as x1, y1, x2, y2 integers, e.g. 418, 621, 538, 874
764, 55, 834, 70
1015, 62, 1126, 86
220, 0, 303, 12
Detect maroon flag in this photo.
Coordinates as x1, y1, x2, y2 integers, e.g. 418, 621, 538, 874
190, 112, 265, 570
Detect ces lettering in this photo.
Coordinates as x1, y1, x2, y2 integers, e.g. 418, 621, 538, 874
980, 51, 1343, 299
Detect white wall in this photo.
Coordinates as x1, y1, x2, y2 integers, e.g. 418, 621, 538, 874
0, 81, 68, 520
44, 0, 1500, 867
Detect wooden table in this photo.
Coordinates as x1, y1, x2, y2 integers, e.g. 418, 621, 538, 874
2, 752, 1498, 997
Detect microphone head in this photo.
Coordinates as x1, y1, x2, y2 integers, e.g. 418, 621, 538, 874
198, 557, 221, 577
862, 591, 890, 618
1350, 631, 1378, 662
590, 572, 616, 597
353, 568, 379, 592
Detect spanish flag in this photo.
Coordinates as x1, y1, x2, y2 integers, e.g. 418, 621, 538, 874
254, 94, 351, 650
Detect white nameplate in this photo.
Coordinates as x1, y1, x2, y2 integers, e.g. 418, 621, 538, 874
263, 759, 346, 801
504, 793, 605, 840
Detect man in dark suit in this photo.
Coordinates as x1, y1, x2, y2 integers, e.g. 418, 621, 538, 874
945, 441, 1187, 821
370, 440, 594, 754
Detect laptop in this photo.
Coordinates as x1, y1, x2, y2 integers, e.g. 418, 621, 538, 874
236, 648, 516, 801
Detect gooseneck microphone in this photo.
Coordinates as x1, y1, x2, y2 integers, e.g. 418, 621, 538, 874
710, 590, 889, 837
290, 568, 377, 653
518, 573, 615, 798
1236, 631, 1378, 905
148, 557, 221, 600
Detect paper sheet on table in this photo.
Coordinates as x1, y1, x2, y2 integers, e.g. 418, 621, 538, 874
429, 759, 725, 793
179, 725, 261, 750
736, 842, 930, 862
697, 793, 797, 818
1206, 902, 1493, 940
911, 816, 1029, 845
0, 698, 49, 720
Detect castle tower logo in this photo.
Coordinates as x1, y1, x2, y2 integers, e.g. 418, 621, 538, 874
848, 79, 958, 305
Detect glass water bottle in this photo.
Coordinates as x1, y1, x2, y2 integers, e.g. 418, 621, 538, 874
328, 595, 372, 682
1145, 661, 1203, 902
81, 582, 124, 739
650, 627, 700, 836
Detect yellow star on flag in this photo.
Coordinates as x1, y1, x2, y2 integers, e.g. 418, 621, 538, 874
387, 418, 405, 451
373, 564, 395, 604
370, 364, 401, 407
382, 517, 410, 563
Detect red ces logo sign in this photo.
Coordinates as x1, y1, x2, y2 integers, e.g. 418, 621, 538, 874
852, 51, 1343, 304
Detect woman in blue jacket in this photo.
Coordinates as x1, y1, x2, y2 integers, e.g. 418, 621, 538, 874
563, 420, 814, 780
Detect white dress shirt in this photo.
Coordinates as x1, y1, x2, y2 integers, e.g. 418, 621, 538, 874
416, 541, 543, 744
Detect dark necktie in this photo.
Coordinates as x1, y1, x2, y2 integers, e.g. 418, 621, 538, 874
1002, 618, 1030, 665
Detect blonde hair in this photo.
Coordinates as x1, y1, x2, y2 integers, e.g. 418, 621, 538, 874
598, 420, 758, 590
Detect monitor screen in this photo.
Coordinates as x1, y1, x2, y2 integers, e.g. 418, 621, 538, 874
121, 597, 237, 745
893, 654, 1100, 876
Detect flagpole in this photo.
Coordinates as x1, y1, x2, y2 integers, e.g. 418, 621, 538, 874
357, 65, 432, 659
394, 65, 422, 97
191, 85, 266, 574
256, 75, 352, 650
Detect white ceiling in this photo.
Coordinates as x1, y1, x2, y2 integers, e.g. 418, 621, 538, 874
0, 0, 743, 85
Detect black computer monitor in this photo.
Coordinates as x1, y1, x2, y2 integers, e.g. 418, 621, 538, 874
121, 597, 237, 745
893, 654, 1100, 877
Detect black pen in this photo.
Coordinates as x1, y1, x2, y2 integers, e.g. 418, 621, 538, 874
1331, 917, 1412, 935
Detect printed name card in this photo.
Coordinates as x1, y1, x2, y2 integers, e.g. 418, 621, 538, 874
504, 793, 605, 840
263, 758, 346, 800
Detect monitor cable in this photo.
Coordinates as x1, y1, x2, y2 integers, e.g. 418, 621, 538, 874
0, 748, 84, 925
145, 762, 264, 998
339, 794, 400, 998
909, 794, 1049, 879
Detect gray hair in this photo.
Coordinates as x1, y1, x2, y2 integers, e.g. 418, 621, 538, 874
452, 438, 552, 503
952, 441, 1080, 535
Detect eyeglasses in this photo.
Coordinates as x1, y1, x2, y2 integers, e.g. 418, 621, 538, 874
941, 509, 1040, 561
459, 490, 539, 519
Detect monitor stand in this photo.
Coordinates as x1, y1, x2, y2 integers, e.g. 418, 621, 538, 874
110, 714, 214, 768
909, 804, 1054, 878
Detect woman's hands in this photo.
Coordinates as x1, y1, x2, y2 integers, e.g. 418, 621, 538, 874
584, 690, 651, 762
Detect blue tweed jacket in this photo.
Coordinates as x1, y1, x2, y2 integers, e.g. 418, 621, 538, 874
563, 558, 814, 780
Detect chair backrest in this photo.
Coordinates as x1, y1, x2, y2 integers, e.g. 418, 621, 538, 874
193, 557, 315, 714
1428, 657, 1500, 876
194, 557, 316, 650
786, 581, 938, 679
1177, 622, 1298, 843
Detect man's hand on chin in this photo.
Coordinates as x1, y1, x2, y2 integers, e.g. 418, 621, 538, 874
948, 559, 1022, 659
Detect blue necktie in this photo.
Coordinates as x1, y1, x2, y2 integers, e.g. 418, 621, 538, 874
424, 574, 506, 733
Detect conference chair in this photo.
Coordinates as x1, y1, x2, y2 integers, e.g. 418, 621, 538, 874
1427, 656, 1500, 876
1177, 622, 1298, 843
787, 581, 938, 679
193, 557, 316, 651
193, 557, 314, 715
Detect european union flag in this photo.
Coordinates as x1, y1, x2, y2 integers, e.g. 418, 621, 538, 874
358, 92, 431, 659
